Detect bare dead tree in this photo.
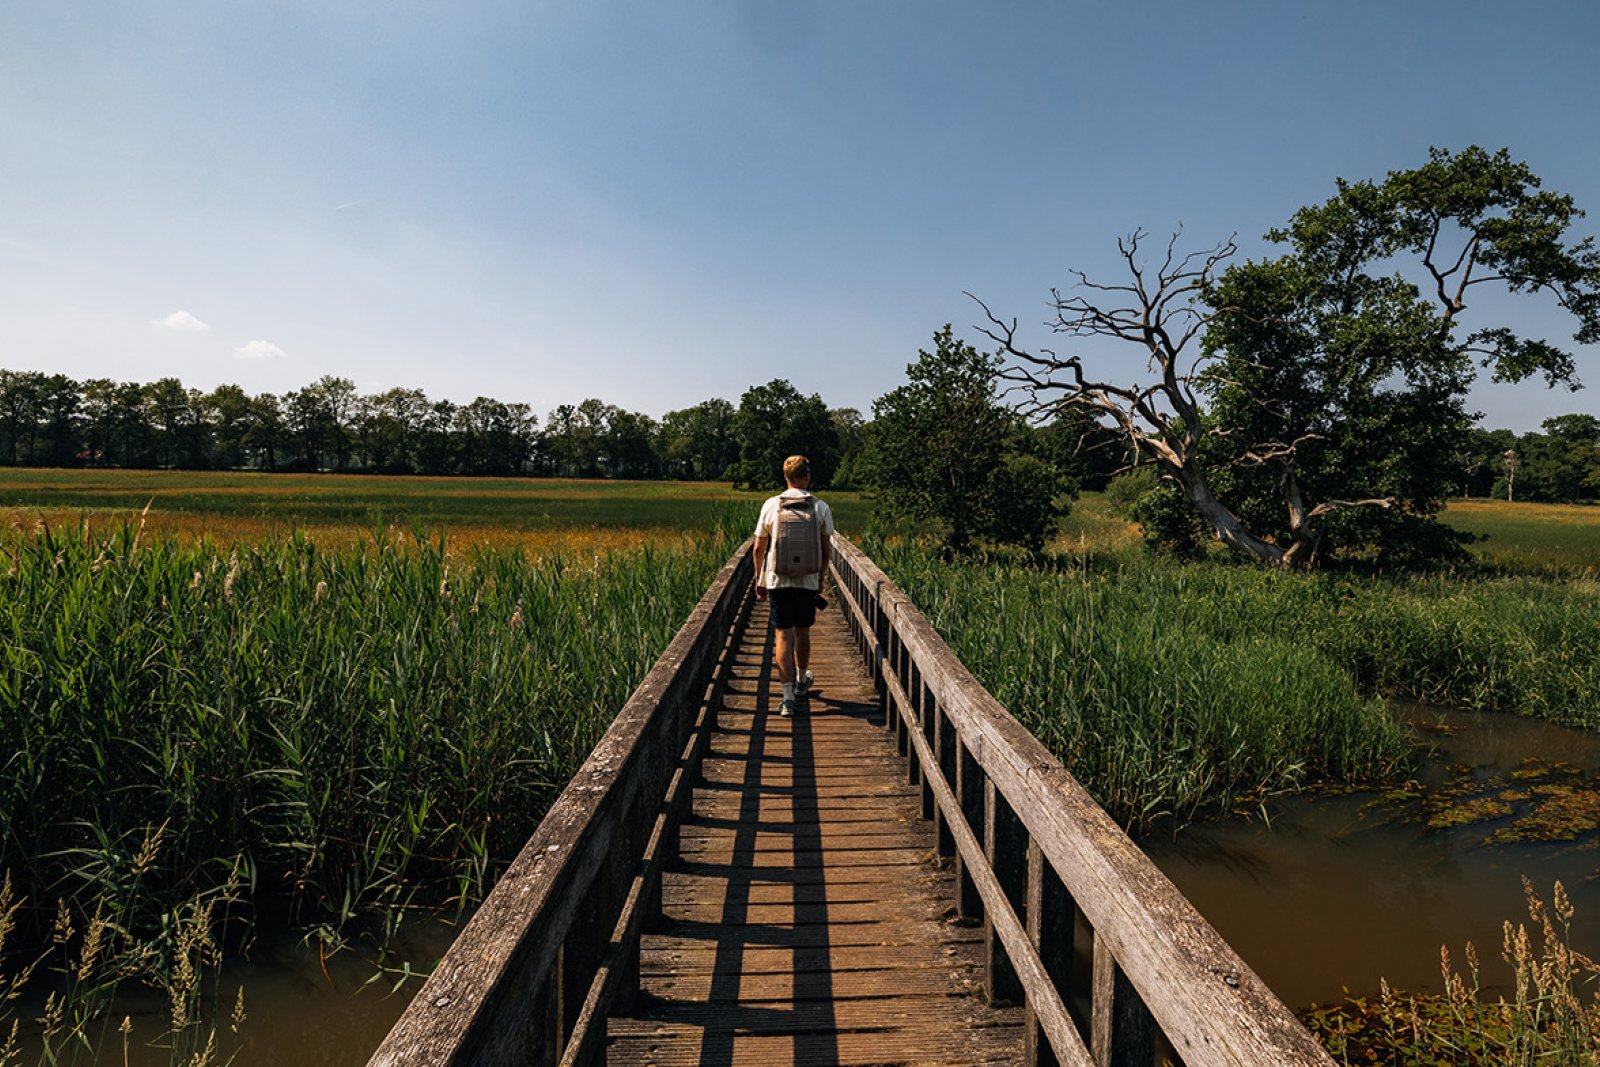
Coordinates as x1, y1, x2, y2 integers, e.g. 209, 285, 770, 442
970, 229, 1387, 567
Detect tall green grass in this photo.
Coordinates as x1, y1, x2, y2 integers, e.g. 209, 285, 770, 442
876, 543, 1600, 832
874, 544, 1410, 830
0, 514, 748, 970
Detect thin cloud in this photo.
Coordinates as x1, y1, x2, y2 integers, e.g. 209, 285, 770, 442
152, 309, 212, 332
235, 339, 287, 360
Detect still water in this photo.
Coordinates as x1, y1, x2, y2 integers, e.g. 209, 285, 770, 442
43, 705, 1600, 1062
81, 919, 456, 1066
1144, 703, 1600, 1009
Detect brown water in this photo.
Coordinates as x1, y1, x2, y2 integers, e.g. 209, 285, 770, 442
13, 919, 456, 1067
1144, 703, 1600, 1009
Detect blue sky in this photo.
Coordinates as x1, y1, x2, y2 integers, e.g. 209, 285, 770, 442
3, 1, 1598, 431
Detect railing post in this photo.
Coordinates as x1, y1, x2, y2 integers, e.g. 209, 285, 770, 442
956, 741, 984, 921
919, 679, 936, 821
904, 656, 922, 787
935, 702, 956, 858
1025, 839, 1077, 1066
532, 972, 560, 1067
875, 604, 892, 733
1091, 935, 1156, 1067
983, 779, 1026, 1005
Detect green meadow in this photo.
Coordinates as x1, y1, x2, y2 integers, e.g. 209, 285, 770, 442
0, 468, 876, 552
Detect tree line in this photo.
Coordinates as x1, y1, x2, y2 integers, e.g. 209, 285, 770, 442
0, 370, 873, 486
1, 357, 1590, 511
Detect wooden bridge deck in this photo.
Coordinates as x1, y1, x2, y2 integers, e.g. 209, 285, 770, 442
607, 592, 1026, 1066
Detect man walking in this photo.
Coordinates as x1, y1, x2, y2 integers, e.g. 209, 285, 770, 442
753, 455, 836, 718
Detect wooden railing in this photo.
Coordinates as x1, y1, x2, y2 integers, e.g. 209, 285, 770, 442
369, 540, 755, 1067
828, 535, 1335, 1067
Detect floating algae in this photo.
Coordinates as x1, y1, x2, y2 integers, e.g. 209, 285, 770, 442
1363, 755, 1600, 848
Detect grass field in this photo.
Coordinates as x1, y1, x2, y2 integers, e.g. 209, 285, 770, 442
0, 468, 873, 551
1440, 498, 1600, 575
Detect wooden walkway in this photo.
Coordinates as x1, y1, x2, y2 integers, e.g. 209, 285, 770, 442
607, 591, 1026, 1066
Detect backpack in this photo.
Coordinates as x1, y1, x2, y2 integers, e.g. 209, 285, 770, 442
771, 494, 822, 577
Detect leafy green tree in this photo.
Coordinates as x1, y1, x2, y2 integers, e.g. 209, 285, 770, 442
0, 370, 44, 465
1456, 426, 1518, 497
415, 399, 458, 475
206, 384, 253, 469
728, 379, 840, 489
980, 146, 1600, 568
243, 393, 285, 471
1495, 413, 1600, 502
142, 377, 203, 469
865, 326, 1065, 551
659, 398, 738, 480
601, 408, 660, 478
33, 374, 81, 467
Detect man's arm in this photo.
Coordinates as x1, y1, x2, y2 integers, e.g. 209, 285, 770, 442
819, 505, 834, 572
753, 536, 769, 600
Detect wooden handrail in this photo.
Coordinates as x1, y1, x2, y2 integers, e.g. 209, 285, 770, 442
827, 534, 1334, 1067
369, 539, 755, 1067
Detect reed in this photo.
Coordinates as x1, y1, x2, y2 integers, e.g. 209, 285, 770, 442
873, 542, 1411, 831
874, 540, 1600, 831
0, 510, 751, 988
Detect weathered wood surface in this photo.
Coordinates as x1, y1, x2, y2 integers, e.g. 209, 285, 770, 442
607, 594, 1026, 1066
830, 536, 1335, 1067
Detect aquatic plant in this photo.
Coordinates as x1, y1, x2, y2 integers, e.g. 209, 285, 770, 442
1303, 879, 1600, 1065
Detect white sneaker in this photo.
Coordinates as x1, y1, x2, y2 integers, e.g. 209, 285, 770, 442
796, 670, 813, 695
779, 698, 796, 718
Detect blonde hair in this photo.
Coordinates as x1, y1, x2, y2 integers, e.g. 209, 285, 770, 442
782, 455, 810, 483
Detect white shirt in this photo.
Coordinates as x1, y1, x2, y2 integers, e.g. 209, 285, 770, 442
754, 488, 835, 591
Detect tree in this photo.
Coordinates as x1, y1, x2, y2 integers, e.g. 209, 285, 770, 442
829, 407, 870, 489
1492, 414, 1600, 502
660, 398, 738, 480
34, 375, 81, 468
0, 370, 43, 465
142, 377, 202, 469
206, 384, 252, 469
979, 147, 1600, 568
865, 326, 1065, 551
729, 380, 840, 489
601, 408, 661, 478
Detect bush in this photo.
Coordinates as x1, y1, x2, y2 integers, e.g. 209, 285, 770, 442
1128, 481, 1210, 559
979, 453, 1069, 553
1103, 466, 1160, 517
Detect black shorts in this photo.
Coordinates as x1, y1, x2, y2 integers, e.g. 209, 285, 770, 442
769, 587, 817, 630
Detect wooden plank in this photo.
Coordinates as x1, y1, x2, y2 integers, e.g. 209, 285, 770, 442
671, 846, 938, 867
639, 941, 987, 976
662, 899, 953, 926
671, 862, 947, 887
641, 920, 982, 951
661, 879, 948, 908
609, 994, 1024, 1035
607, 1027, 1022, 1067
642, 965, 982, 1003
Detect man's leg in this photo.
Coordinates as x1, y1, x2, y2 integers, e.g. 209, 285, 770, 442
774, 625, 796, 684
794, 625, 811, 682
